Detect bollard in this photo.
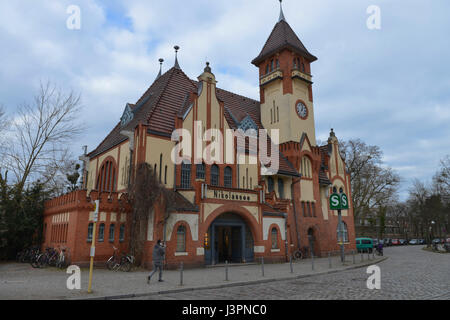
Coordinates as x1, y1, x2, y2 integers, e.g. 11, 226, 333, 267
225, 260, 229, 281
361, 252, 363, 262
261, 257, 265, 277
328, 252, 332, 269
372, 250, 375, 260
311, 253, 314, 271
367, 252, 370, 261
352, 250, 355, 264
180, 262, 184, 286
290, 256, 293, 273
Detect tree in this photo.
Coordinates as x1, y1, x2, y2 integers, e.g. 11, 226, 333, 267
126, 163, 176, 266
340, 139, 400, 224
3, 81, 84, 195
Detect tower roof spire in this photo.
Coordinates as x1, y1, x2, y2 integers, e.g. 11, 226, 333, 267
174, 45, 180, 69
156, 58, 164, 80
279, 0, 286, 22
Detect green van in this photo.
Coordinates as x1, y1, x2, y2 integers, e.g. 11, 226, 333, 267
356, 238, 374, 253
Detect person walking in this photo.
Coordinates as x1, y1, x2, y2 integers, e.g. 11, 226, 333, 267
147, 240, 166, 284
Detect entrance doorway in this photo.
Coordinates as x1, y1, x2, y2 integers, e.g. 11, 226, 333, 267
205, 213, 254, 265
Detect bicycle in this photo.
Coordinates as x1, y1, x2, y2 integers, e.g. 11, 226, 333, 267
106, 246, 135, 272
292, 246, 311, 260
55, 247, 69, 269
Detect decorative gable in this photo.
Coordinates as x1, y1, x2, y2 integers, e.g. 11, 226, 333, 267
239, 115, 258, 133
120, 103, 134, 127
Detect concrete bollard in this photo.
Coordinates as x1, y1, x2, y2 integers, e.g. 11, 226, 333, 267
328, 252, 332, 269
180, 262, 184, 286
361, 252, 363, 262
372, 250, 375, 260
290, 256, 293, 273
311, 253, 314, 271
225, 260, 229, 281
261, 257, 265, 277
367, 252, 370, 260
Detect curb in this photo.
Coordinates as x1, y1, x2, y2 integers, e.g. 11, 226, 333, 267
74, 256, 388, 300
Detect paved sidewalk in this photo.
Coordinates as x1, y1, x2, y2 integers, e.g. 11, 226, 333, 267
0, 253, 386, 300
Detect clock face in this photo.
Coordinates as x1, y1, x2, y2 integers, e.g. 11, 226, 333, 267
296, 101, 308, 119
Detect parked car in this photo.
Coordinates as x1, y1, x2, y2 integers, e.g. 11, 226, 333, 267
399, 239, 407, 245
432, 238, 442, 244
409, 239, 418, 245
356, 238, 374, 253
391, 239, 400, 246
384, 238, 392, 246
445, 238, 450, 243
418, 239, 426, 245
378, 239, 385, 245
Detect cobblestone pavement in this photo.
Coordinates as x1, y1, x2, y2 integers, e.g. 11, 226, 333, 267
131, 246, 450, 300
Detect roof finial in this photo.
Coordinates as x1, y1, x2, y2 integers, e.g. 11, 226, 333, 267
204, 61, 211, 73
174, 45, 180, 69
156, 58, 164, 80
278, 0, 286, 22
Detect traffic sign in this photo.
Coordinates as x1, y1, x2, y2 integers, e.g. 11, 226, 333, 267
329, 193, 341, 210
340, 193, 349, 210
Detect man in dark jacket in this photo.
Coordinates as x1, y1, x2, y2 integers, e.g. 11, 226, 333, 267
147, 240, 165, 284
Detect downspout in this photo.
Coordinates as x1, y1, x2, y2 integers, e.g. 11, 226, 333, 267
291, 177, 302, 251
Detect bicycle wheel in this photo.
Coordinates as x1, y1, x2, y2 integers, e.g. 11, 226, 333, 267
294, 250, 303, 260
30, 255, 40, 268
120, 261, 131, 272
106, 258, 115, 270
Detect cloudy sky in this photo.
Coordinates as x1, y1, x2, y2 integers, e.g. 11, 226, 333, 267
1, 0, 449, 199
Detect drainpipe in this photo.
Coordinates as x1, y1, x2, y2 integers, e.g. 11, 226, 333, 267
283, 212, 288, 262
291, 177, 302, 251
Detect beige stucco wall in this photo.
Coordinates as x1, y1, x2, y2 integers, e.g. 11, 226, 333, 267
300, 179, 315, 202
261, 79, 316, 145
145, 136, 175, 187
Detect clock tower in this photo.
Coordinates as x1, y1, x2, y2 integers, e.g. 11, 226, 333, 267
252, 1, 317, 146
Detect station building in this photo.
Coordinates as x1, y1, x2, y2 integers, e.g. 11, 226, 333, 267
42, 5, 356, 268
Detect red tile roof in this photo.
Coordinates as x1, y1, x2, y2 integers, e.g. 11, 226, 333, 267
88, 66, 299, 176
252, 19, 317, 65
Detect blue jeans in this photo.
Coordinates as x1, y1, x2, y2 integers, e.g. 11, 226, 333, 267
149, 262, 163, 280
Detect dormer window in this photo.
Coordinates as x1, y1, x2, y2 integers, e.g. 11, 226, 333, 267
120, 104, 134, 127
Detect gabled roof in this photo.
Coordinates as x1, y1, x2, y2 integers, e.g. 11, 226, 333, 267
87, 66, 300, 177
252, 19, 317, 65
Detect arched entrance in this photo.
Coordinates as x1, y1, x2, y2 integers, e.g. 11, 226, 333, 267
205, 212, 254, 265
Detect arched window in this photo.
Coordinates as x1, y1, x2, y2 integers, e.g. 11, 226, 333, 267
337, 222, 349, 243
278, 178, 284, 199
119, 224, 125, 242
109, 224, 115, 242
265, 64, 269, 74
181, 161, 191, 188
211, 165, 219, 186
293, 58, 298, 69
98, 223, 105, 242
271, 227, 278, 249
196, 163, 205, 179
176, 225, 186, 252
270, 59, 274, 71
267, 176, 274, 193
159, 154, 163, 183
339, 187, 344, 194
333, 186, 338, 193
276, 59, 280, 69
224, 166, 232, 188
87, 223, 93, 242
164, 166, 168, 184
96, 159, 117, 192
270, 109, 273, 124
301, 157, 312, 178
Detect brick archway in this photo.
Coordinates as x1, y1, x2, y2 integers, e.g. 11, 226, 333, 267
202, 204, 260, 242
